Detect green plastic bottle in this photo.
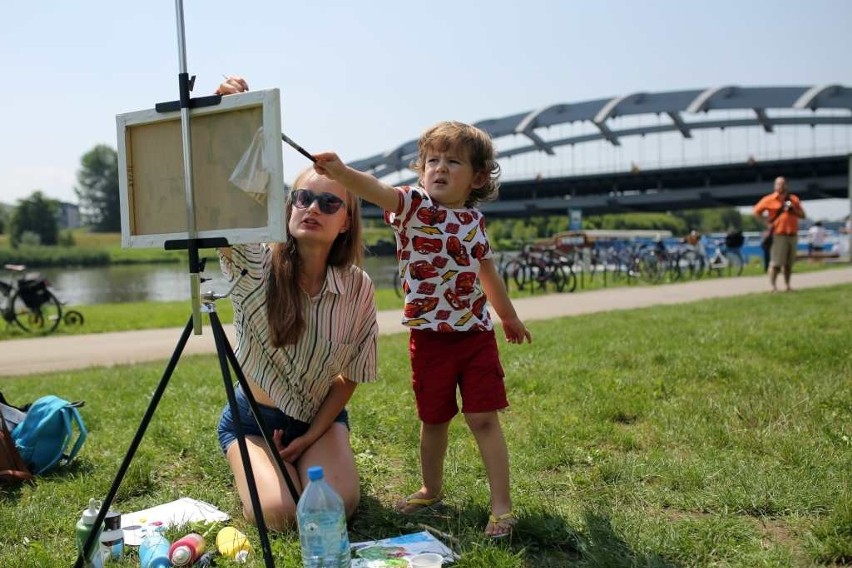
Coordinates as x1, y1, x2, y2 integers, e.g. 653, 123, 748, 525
75, 498, 104, 568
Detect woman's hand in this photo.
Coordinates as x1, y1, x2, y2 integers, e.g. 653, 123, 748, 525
273, 428, 311, 463
216, 75, 249, 95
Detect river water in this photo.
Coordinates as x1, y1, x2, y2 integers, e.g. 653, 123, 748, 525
36, 256, 399, 306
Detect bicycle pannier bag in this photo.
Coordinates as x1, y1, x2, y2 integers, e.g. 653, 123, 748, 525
17, 275, 50, 310
12, 395, 87, 475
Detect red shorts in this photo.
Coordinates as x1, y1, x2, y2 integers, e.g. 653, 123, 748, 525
409, 329, 508, 424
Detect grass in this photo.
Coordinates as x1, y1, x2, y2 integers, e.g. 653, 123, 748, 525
1, 284, 850, 567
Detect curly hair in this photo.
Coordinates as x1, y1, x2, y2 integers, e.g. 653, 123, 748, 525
409, 121, 501, 207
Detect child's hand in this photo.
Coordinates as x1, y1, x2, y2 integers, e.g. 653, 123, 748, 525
216, 75, 249, 95
313, 152, 346, 180
502, 317, 532, 344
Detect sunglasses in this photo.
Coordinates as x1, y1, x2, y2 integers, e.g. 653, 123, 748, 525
290, 189, 346, 215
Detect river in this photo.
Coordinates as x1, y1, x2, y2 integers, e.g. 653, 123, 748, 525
36, 256, 399, 306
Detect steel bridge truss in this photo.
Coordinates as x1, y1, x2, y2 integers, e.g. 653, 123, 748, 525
349, 84, 852, 183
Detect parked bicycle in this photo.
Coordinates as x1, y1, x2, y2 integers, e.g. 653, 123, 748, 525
0, 264, 84, 334
706, 239, 745, 277
502, 244, 574, 293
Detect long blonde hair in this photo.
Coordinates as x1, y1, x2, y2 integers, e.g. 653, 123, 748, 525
266, 169, 363, 346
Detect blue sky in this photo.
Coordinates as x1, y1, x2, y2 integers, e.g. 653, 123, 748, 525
2, 0, 850, 219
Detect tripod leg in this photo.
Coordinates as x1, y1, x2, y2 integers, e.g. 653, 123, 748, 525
210, 314, 277, 568
74, 316, 195, 568
209, 312, 301, 503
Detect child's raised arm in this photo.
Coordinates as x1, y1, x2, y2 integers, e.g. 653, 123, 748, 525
314, 153, 400, 213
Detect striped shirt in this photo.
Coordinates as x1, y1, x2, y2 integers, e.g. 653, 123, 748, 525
219, 243, 378, 422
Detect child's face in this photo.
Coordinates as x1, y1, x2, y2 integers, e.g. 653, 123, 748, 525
421, 145, 485, 209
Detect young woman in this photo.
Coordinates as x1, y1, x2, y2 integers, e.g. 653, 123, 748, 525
215, 96, 377, 529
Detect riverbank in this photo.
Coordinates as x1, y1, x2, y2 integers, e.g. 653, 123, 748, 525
3, 266, 850, 377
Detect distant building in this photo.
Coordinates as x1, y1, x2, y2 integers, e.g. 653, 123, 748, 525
56, 201, 82, 229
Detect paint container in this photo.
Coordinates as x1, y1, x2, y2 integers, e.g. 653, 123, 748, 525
100, 510, 124, 561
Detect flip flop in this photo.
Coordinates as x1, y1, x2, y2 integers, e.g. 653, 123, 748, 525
486, 510, 517, 539
394, 492, 443, 514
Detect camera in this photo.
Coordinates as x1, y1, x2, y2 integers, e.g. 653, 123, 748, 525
783, 199, 793, 212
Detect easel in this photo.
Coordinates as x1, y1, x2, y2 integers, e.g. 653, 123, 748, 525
74, 2, 297, 566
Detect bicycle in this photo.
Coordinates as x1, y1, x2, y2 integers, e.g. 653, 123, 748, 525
0, 264, 83, 334
706, 239, 745, 277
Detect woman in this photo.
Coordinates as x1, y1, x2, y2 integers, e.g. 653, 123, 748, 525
216, 153, 377, 529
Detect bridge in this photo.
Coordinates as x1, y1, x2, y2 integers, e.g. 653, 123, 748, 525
348, 85, 852, 219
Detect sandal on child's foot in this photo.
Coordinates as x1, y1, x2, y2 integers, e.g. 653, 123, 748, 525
485, 510, 517, 539
394, 492, 443, 515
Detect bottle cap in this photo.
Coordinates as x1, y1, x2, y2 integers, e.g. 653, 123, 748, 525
81, 498, 100, 525
170, 545, 192, 565
307, 465, 324, 481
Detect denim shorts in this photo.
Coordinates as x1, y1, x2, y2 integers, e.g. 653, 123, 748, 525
217, 386, 349, 453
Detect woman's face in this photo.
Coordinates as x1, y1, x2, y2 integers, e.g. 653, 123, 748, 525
287, 172, 350, 246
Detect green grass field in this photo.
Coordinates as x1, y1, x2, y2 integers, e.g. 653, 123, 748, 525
1, 284, 850, 567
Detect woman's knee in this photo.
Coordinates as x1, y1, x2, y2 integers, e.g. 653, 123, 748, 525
342, 490, 361, 519
242, 496, 296, 532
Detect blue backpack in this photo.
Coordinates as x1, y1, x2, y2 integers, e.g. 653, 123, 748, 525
11, 396, 87, 475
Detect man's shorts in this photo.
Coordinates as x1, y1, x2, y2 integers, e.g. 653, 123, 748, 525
217, 385, 349, 453
770, 234, 797, 268
409, 329, 507, 424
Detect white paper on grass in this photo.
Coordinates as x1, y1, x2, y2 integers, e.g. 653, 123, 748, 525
120, 497, 230, 546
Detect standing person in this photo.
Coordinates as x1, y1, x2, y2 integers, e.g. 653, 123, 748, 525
807, 221, 827, 261
753, 176, 806, 292
724, 227, 745, 265
214, 76, 378, 532
314, 121, 532, 539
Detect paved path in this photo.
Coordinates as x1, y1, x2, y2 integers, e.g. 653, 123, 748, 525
1, 267, 850, 377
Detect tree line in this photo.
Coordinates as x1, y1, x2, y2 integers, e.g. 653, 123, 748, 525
1, 145, 119, 247
3, 144, 763, 250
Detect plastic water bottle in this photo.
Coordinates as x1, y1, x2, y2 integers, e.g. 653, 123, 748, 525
138, 525, 170, 568
75, 498, 104, 568
296, 465, 351, 568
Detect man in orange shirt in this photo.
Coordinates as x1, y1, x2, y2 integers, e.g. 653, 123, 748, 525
753, 177, 806, 292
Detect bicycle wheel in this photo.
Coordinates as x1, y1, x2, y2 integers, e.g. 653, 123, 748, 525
507, 260, 530, 291
562, 266, 578, 293
638, 254, 663, 283
726, 252, 744, 277
11, 290, 62, 334
63, 309, 85, 326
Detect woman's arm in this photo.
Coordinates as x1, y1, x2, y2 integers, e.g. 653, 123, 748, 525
276, 376, 357, 463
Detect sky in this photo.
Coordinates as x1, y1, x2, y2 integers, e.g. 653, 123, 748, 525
2, 0, 851, 220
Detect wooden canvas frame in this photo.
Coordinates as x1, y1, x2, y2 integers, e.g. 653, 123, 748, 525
116, 89, 286, 248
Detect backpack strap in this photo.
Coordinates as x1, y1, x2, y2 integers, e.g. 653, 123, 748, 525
62, 405, 88, 466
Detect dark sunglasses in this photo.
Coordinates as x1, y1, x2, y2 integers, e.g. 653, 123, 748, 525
290, 189, 346, 215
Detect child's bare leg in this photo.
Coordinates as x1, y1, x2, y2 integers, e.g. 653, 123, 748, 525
420, 420, 450, 497
464, 411, 512, 518
397, 420, 450, 513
